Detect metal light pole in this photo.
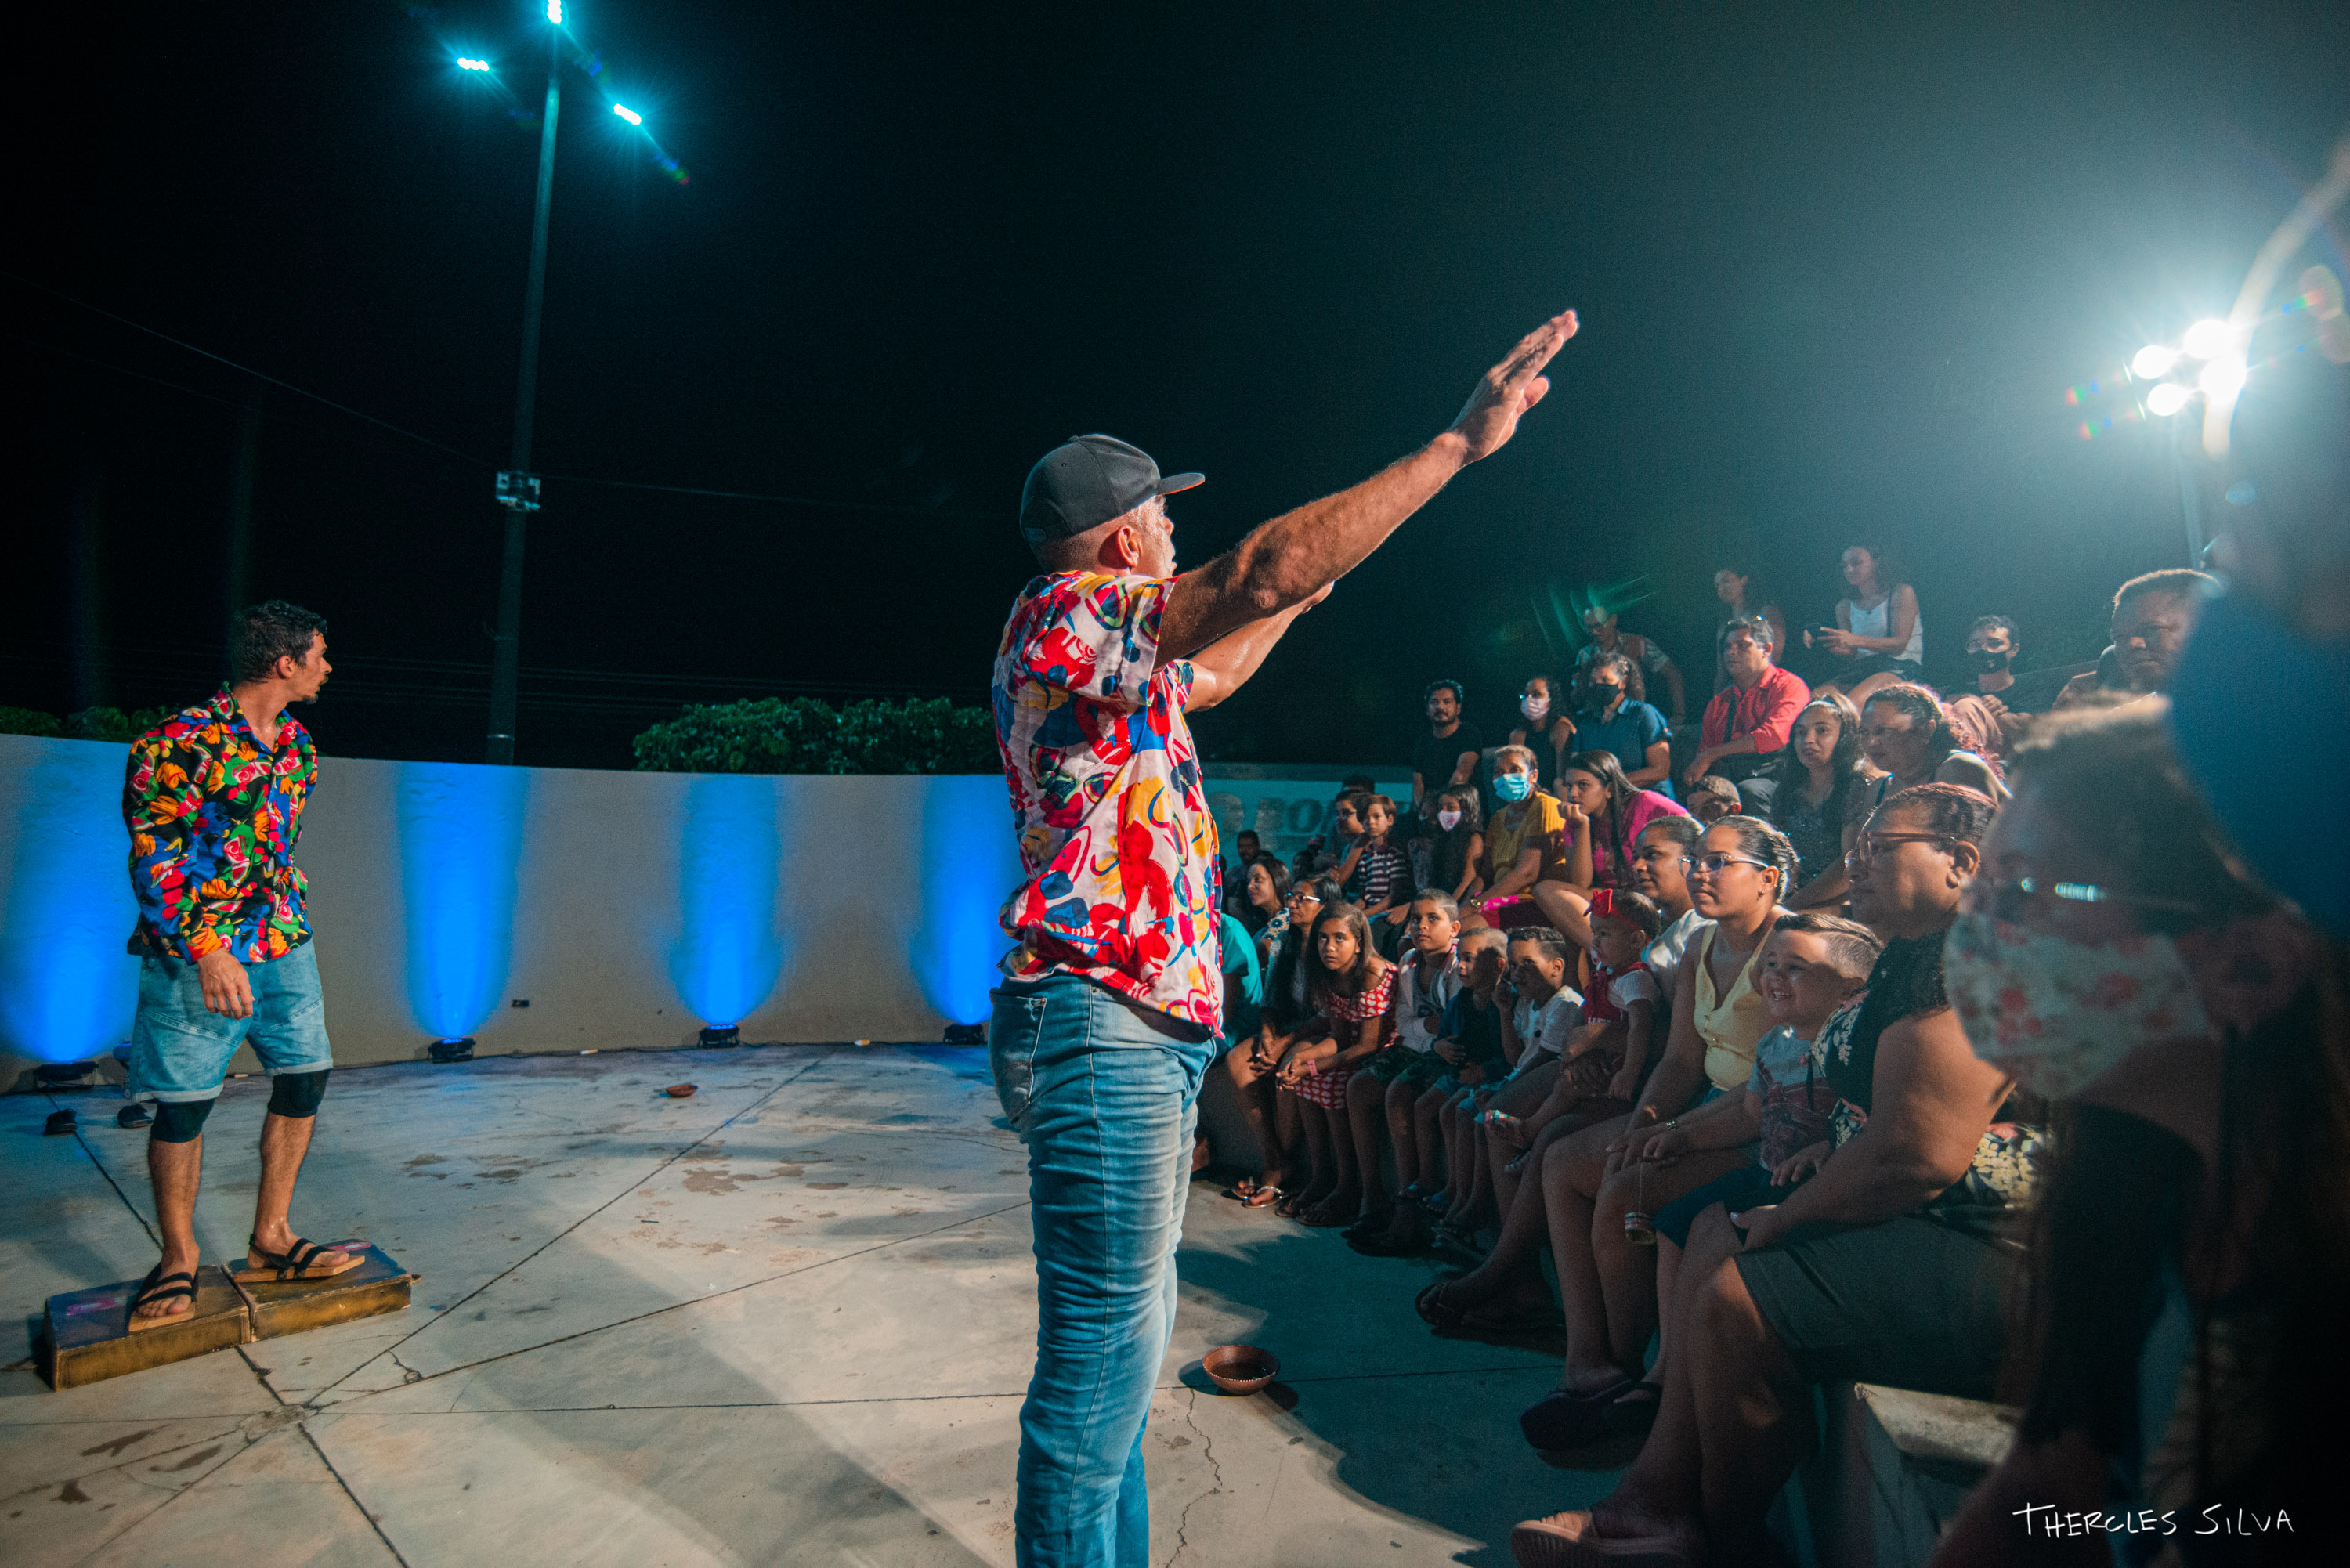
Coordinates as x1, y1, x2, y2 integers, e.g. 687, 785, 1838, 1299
487, 23, 562, 765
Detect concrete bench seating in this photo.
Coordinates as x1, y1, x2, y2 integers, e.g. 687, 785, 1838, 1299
1773, 1382, 2017, 1568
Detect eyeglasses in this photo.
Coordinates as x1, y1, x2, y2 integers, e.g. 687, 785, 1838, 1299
1972, 876, 2204, 923
1844, 830, 1951, 867
1681, 852, 1773, 875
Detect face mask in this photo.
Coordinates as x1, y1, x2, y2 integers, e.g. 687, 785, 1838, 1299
1969, 649, 2012, 674
1437, 808, 1462, 831
1521, 694, 1551, 721
1943, 906, 2210, 1100
1586, 685, 1621, 709
1494, 772, 1533, 803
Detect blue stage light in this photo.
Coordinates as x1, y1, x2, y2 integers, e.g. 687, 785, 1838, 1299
911, 778, 1024, 1026
613, 103, 642, 125
546, 1, 563, 23
671, 776, 783, 1029
0, 744, 140, 1064
457, 57, 493, 72
397, 762, 528, 1041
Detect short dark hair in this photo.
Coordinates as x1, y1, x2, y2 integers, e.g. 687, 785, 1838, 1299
1364, 793, 1397, 818
1770, 911, 1884, 985
1508, 925, 1573, 968
1598, 889, 1665, 939
1640, 813, 1704, 851
1424, 679, 1465, 705
1721, 614, 1775, 655
231, 601, 327, 684
1968, 614, 2019, 646
2112, 569, 2217, 615
1875, 782, 1998, 847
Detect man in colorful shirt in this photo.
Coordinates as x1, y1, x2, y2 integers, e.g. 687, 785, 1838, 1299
121, 601, 358, 1329
988, 308, 1578, 1566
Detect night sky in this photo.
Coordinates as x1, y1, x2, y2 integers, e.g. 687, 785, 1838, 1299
14, 2, 2348, 769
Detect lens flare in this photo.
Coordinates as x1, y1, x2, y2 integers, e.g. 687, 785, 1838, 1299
2130, 345, 2178, 379
2181, 318, 2233, 359
613, 103, 642, 125
2145, 382, 2190, 417
2197, 357, 2248, 398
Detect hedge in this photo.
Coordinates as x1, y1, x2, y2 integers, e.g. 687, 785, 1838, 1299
632, 695, 999, 775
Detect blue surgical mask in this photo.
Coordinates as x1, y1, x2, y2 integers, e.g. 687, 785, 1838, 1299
1494, 772, 1533, 803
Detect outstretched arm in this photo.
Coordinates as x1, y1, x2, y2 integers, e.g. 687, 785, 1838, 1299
1155, 311, 1578, 663
1186, 586, 1332, 710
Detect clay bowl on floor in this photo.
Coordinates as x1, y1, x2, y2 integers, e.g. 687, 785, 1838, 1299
1202, 1345, 1279, 1395
665, 1084, 699, 1098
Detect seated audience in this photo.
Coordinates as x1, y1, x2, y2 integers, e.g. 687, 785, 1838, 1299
1933, 708, 2338, 1564
1630, 815, 1706, 996
1347, 891, 1466, 1253
1220, 875, 1340, 1207
1423, 789, 1484, 907
1412, 678, 1485, 823
1419, 926, 1512, 1225
1681, 774, 1741, 825
1711, 565, 1788, 691
1464, 746, 1569, 928
1686, 617, 1810, 814
1223, 829, 1267, 918
1422, 818, 1795, 1353
2052, 567, 2217, 711
1811, 542, 1925, 706
1513, 784, 2024, 1566
1579, 604, 1687, 728
1762, 692, 1867, 909
1570, 653, 1675, 793
1272, 904, 1396, 1225
1484, 891, 1667, 1159
1842, 685, 2005, 862
1233, 848, 1289, 938
1506, 672, 1579, 788
1529, 750, 1690, 951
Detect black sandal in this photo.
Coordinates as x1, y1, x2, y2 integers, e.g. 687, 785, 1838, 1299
127, 1265, 197, 1334
1415, 1280, 1472, 1331
236, 1234, 361, 1282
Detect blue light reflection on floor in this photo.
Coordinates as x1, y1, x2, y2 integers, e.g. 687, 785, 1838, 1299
397, 762, 528, 1039
0, 743, 140, 1063
671, 775, 783, 1027
913, 778, 1023, 1024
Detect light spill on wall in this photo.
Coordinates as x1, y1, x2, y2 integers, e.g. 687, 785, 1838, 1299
912, 776, 1024, 1024
0, 744, 139, 1063
397, 761, 528, 1039
671, 775, 785, 1027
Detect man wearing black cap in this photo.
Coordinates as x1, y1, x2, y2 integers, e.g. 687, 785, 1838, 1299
985, 310, 1577, 1564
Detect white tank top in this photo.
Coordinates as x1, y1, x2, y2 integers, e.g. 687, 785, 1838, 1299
1849, 592, 1923, 664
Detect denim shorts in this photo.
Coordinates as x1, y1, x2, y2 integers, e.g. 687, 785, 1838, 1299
127, 942, 333, 1104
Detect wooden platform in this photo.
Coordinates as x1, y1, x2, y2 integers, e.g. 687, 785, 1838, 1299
46, 1264, 252, 1391
42, 1244, 417, 1389
234, 1241, 418, 1339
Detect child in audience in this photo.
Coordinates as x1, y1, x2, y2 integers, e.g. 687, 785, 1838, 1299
1684, 773, 1741, 825
1351, 793, 1415, 958
1418, 927, 1509, 1219
1484, 891, 1665, 1156
1347, 891, 1464, 1252
1426, 788, 1484, 902
1439, 927, 1582, 1240
1587, 912, 1881, 1439
1272, 903, 1394, 1225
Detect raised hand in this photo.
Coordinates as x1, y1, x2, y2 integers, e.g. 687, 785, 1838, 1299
1449, 311, 1579, 463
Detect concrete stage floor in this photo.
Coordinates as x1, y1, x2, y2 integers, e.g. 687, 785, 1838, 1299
5, 1046, 1614, 1566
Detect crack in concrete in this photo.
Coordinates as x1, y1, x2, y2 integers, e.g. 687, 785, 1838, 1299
1164, 1388, 1224, 1566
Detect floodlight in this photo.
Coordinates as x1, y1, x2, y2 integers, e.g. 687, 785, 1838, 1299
2197, 356, 2248, 398
547, 1, 563, 22
457, 57, 492, 72
2145, 382, 2191, 417
2181, 318, 2233, 359
2130, 344, 2178, 379
613, 103, 642, 125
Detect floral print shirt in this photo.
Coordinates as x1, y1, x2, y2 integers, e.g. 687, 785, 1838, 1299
993, 572, 1223, 1033
123, 688, 316, 963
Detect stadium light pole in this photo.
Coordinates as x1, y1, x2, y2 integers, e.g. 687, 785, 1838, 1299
486, 9, 565, 765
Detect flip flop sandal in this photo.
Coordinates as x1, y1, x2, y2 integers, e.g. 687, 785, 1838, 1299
1223, 1178, 1263, 1202
235, 1234, 363, 1283
1520, 1378, 1637, 1450
1415, 1281, 1472, 1331
1602, 1381, 1665, 1439
1418, 1190, 1452, 1212
1274, 1192, 1308, 1219
127, 1265, 197, 1334
1300, 1204, 1354, 1229
1239, 1183, 1284, 1209
1510, 1511, 1697, 1567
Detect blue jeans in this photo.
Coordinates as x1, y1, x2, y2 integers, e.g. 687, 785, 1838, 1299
989, 976, 1215, 1568
128, 942, 333, 1103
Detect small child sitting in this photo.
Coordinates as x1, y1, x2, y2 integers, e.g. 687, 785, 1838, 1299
1485, 890, 1665, 1154
1684, 774, 1741, 825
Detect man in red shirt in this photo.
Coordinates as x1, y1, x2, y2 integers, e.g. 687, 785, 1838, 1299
1684, 616, 1810, 815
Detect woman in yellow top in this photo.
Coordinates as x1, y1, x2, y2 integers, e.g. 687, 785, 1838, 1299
1516, 817, 1798, 1416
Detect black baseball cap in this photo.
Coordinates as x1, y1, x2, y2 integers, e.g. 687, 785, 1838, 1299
1019, 434, 1204, 544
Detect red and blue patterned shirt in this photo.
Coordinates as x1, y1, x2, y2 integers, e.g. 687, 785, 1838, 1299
123, 688, 316, 963
992, 571, 1224, 1033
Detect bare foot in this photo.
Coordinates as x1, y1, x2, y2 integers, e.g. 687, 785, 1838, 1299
132, 1250, 201, 1324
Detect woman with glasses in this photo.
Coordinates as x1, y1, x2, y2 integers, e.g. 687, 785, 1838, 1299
1514, 782, 2020, 1563
1840, 683, 2005, 865
1932, 708, 2339, 1564
1218, 875, 1341, 1208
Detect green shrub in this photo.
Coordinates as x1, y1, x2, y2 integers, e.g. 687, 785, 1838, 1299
633, 695, 999, 775
0, 706, 61, 738
64, 706, 173, 743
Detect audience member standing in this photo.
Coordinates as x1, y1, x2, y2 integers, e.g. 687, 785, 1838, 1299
1711, 565, 1788, 692
1764, 693, 1867, 909
1812, 543, 1924, 706
1686, 618, 1810, 814
988, 306, 1577, 1568
1578, 605, 1687, 728
1506, 673, 1579, 789
1413, 679, 1488, 822
1570, 653, 1675, 794
2052, 568, 2217, 711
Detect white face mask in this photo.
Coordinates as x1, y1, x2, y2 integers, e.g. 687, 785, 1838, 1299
1437, 808, 1462, 831
1520, 694, 1551, 721
1943, 906, 2209, 1100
